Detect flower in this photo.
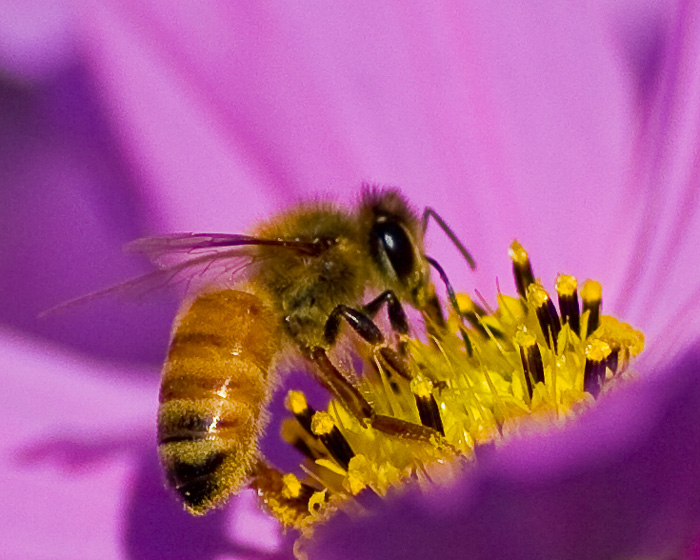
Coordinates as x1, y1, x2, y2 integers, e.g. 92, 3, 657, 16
1, 1, 699, 559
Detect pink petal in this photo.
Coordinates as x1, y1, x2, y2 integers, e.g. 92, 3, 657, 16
0, 66, 176, 363
0, 0, 75, 82
1, 328, 291, 559
75, 1, 637, 304
2, 327, 154, 559
610, 0, 700, 352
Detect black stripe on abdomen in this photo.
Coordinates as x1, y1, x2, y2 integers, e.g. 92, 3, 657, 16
166, 451, 227, 509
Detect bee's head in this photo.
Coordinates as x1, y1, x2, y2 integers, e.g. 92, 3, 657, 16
360, 186, 432, 308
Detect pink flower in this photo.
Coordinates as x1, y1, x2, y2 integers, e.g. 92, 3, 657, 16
1, 1, 698, 559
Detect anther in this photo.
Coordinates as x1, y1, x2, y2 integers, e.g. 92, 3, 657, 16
527, 283, 561, 352
605, 348, 619, 374
457, 294, 505, 340
278, 473, 316, 508
308, 490, 328, 513
249, 462, 315, 527
286, 390, 316, 434
514, 326, 545, 398
583, 339, 611, 397
581, 280, 602, 336
410, 377, 445, 435
311, 412, 355, 470
509, 240, 535, 299
378, 347, 413, 380
555, 274, 580, 335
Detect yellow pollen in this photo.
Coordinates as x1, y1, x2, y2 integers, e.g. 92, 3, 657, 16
555, 274, 577, 297
410, 376, 434, 398
526, 282, 550, 308
508, 240, 530, 266
287, 390, 309, 415
595, 316, 645, 357
265, 241, 645, 552
281, 473, 303, 499
308, 490, 326, 513
310, 412, 336, 436
514, 325, 537, 347
456, 293, 476, 314
585, 339, 612, 362
582, 280, 602, 303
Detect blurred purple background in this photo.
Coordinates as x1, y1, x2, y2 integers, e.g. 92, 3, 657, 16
2, 1, 700, 559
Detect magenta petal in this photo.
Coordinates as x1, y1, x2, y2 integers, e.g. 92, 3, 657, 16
76, 1, 296, 233
2, 328, 154, 559
0, 0, 75, 82
311, 342, 700, 560
76, 1, 638, 295
1, 328, 293, 559
608, 0, 700, 342
0, 64, 176, 364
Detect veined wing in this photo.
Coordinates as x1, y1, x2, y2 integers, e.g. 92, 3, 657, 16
125, 233, 322, 268
43, 233, 326, 315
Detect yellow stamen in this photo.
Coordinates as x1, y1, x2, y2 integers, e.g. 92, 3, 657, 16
261, 240, 644, 554
555, 274, 577, 297
311, 412, 337, 436
509, 240, 535, 298
287, 390, 309, 416
582, 280, 603, 336
281, 473, 303, 499
581, 280, 602, 302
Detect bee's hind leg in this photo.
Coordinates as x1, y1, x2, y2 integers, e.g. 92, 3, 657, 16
248, 460, 320, 528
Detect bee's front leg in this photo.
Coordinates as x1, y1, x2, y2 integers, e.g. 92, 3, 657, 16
362, 290, 409, 335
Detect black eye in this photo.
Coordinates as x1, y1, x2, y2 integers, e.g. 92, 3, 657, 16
370, 219, 415, 280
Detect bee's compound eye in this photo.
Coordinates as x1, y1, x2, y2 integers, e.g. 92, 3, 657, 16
371, 219, 415, 280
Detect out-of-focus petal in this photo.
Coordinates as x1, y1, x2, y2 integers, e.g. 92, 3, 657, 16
0, 0, 75, 83
2, 327, 154, 559
0, 66, 175, 364
76, 1, 638, 303
610, 0, 700, 353
2, 328, 291, 560
76, 1, 293, 234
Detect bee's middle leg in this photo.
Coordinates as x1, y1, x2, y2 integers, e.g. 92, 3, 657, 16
324, 303, 412, 380
305, 346, 446, 444
305, 346, 374, 423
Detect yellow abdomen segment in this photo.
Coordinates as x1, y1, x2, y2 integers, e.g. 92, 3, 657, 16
157, 289, 281, 514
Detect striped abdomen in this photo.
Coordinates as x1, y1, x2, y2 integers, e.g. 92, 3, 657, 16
157, 289, 281, 514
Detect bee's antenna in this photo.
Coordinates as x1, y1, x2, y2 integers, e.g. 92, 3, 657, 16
422, 208, 476, 270
425, 256, 462, 318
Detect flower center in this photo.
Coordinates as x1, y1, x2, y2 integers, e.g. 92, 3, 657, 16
252, 240, 644, 547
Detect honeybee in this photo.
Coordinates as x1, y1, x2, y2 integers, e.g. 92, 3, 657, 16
110, 187, 472, 515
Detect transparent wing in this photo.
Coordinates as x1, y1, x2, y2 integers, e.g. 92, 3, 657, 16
125, 233, 320, 268
43, 233, 324, 316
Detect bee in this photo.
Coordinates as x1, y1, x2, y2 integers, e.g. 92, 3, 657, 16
106, 187, 473, 515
